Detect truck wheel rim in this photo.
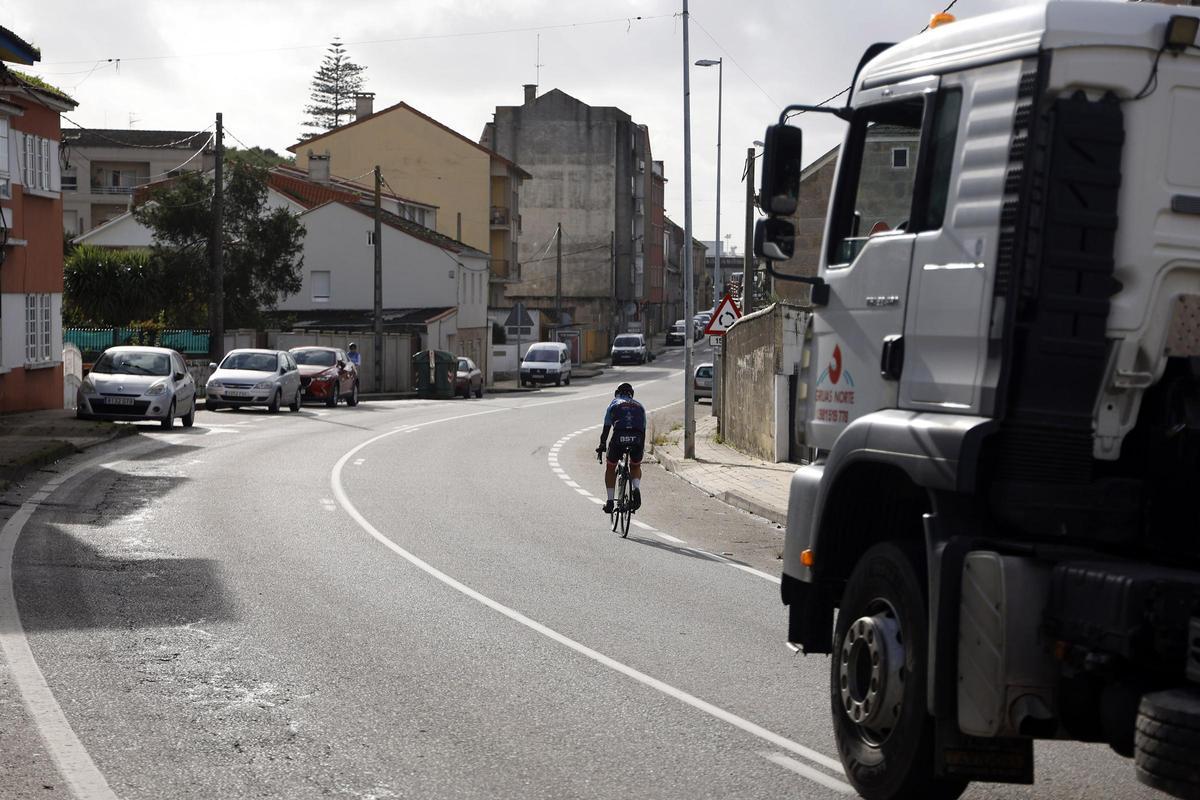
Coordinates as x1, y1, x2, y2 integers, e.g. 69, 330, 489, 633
839, 599, 906, 745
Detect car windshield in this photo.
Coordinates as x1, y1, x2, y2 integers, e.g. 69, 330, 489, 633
614, 336, 642, 347
697, 366, 713, 378
220, 353, 278, 372
458, 359, 470, 372
293, 350, 337, 367
525, 349, 559, 363
92, 351, 171, 376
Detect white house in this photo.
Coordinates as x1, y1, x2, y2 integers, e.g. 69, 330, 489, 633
278, 200, 492, 379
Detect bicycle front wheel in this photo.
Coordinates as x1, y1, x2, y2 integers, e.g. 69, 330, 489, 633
613, 473, 627, 533
620, 503, 632, 538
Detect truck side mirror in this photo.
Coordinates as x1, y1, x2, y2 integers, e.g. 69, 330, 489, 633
759, 124, 804, 216
754, 217, 795, 262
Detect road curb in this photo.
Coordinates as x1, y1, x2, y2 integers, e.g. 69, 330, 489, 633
651, 446, 788, 527
0, 426, 136, 491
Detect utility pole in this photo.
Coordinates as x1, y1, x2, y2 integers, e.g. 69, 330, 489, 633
743, 146, 756, 315
373, 166, 383, 393
555, 221, 562, 325
682, 0, 697, 459
209, 112, 224, 362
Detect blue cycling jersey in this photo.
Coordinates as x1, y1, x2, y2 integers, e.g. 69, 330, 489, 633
604, 397, 646, 432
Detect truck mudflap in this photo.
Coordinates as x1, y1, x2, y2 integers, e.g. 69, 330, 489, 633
781, 572, 835, 655
935, 718, 1034, 785
1044, 561, 1200, 675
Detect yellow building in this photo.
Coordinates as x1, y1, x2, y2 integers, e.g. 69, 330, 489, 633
289, 98, 529, 307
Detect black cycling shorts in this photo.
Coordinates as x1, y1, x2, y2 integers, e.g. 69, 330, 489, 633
606, 431, 645, 465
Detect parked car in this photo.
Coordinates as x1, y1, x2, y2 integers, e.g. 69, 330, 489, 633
666, 321, 688, 346
291, 346, 359, 407
206, 349, 302, 413
520, 342, 572, 387
76, 346, 197, 429
694, 362, 714, 400
455, 356, 483, 398
611, 333, 648, 365
694, 312, 713, 333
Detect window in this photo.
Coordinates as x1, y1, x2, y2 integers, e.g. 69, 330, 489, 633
826, 99, 924, 265
22, 134, 34, 186
311, 270, 331, 302
912, 89, 963, 232
891, 147, 909, 169
25, 293, 52, 363
38, 138, 50, 189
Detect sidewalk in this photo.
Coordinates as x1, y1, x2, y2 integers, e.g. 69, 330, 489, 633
649, 412, 795, 526
0, 410, 135, 490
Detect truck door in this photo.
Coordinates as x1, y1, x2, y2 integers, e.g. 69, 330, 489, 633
808, 79, 934, 451
900, 61, 1024, 414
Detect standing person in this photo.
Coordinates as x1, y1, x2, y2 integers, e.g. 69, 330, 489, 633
595, 382, 646, 514
347, 342, 361, 367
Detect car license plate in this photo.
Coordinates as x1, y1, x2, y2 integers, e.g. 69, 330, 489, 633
224, 389, 250, 398
107, 397, 135, 406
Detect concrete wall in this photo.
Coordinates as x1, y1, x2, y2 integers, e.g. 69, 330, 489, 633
719, 302, 809, 462
291, 104, 493, 253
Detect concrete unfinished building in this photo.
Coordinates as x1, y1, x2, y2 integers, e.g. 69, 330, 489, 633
482, 86, 661, 361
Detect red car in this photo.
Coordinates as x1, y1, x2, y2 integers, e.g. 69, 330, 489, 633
290, 346, 360, 406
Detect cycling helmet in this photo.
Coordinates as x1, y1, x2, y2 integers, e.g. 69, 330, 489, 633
615, 382, 634, 398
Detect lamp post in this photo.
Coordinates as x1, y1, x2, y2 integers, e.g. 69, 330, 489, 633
696, 57, 723, 421
695, 57, 723, 309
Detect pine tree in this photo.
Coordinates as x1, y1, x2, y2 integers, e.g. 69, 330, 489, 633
302, 38, 367, 134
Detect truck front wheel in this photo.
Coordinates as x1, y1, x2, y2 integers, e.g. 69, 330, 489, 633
831, 541, 966, 800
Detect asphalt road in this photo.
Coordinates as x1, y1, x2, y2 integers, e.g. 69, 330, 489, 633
0, 344, 1167, 800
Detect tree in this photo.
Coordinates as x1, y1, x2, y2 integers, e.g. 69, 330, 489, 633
64, 246, 165, 328
225, 145, 293, 169
134, 163, 305, 329
302, 38, 367, 134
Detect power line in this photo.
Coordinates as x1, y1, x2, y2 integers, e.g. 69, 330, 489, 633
60, 118, 214, 149
33, 14, 677, 67
689, 15, 779, 110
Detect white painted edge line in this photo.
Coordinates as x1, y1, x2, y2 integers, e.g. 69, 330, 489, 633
653, 531, 687, 545
759, 752, 855, 794
331, 425, 846, 783
0, 437, 164, 800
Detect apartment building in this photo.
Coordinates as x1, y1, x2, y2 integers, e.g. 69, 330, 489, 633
59, 128, 214, 235
0, 28, 77, 411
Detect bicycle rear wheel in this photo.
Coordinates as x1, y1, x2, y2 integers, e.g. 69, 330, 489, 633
613, 468, 627, 534
620, 502, 631, 537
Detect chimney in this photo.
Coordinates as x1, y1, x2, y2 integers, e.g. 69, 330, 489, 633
523, 84, 537, 105
307, 150, 331, 184
354, 92, 375, 120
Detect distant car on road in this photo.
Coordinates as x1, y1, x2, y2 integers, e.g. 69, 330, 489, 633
206, 349, 302, 413
77, 346, 197, 429
520, 342, 572, 387
455, 357, 483, 398
694, 362, 713, 399
611, 333, 648, 365
291, 346, 359, 407
694, 312, 713, 333
666, 321, 688, 346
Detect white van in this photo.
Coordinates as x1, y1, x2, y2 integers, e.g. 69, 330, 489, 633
519, 342, 572, 387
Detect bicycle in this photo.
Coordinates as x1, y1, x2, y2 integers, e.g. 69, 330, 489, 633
597, 447, 633, 537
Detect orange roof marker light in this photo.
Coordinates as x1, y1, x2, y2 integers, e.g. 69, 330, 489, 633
929, 12, 956, 29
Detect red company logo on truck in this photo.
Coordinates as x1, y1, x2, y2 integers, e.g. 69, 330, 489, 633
815, 344, 856, 424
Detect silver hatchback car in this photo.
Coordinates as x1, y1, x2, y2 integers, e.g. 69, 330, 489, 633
694, 362, 714, 400
205, 349, 303, 413
77, 346, 197, 428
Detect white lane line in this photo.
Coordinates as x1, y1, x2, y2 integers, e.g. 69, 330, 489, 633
730, 564, 783, 585
551, 468, 566, 475
759, 752, 855, 794
588, 497, 605, 505
574, 488, 592, 497
330, 428, 846, 786
564, 481, 581, 489
0, 439, 162, 800
654, 531, 687, 544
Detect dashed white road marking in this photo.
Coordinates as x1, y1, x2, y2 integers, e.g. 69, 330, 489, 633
331, 424, 846, 791
320, 498, 337, 512
353, 458, 366, 466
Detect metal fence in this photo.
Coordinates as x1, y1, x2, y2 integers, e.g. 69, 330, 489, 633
64, 328, 211, 360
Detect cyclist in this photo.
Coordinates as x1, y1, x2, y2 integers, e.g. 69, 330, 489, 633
596, 382, 646, 514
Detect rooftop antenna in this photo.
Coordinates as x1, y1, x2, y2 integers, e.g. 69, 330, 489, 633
128, 112, 140, 129
536, 34, 544, 87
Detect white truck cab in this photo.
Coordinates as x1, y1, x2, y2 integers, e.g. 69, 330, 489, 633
755, 4, 1200, 798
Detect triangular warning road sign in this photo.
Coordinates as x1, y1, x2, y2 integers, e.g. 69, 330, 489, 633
704, 294, 742, 336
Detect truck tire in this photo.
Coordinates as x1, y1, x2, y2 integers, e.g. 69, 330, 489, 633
1136, 690, 1200, 799
831, 541, 967, 800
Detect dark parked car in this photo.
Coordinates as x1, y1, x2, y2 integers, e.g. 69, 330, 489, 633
666, 321, 687, 346
291, 346, 359, 407
455, 357, 483, 398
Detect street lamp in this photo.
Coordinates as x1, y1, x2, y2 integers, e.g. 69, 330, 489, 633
696, 57, 723, 309
696, 57, 723, 421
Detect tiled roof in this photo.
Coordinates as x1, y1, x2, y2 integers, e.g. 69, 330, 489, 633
1, 66, 76, 108
0, 25, 39, 65
267, 171, 361, 210
61, 128, 209, 149
271, 164, 436, 209
288, 100, 531, 179
342, 202, 489, 258
281, 307, 455, 330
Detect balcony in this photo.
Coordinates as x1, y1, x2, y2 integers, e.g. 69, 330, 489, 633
89, 172, 151, 196
490, 206, 510, 227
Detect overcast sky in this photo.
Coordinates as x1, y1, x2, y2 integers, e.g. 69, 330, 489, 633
11, 0, 1090, 249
